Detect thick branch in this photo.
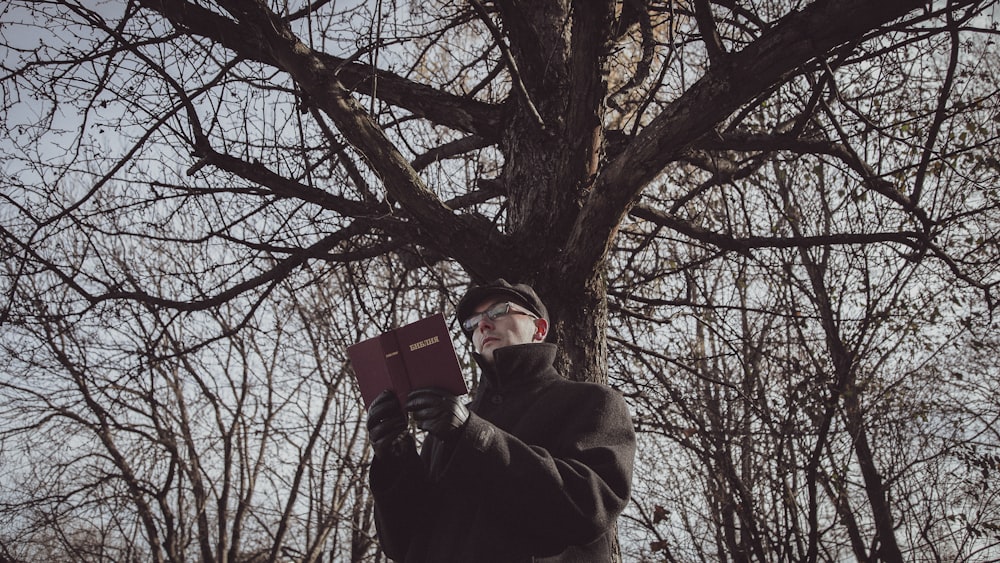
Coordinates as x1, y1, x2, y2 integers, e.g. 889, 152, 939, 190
194, 145, 381, 216
629, 206, 926, 254
564, 0, 947, 281
136, 0, 502, 137
411, 135, 492, 172
609, 0, 655, 106
1, 221, 372, 312
695, 132, 933, 228
187, 0, 502, 274
469, 0, 545, 129
693, 0, 727, 64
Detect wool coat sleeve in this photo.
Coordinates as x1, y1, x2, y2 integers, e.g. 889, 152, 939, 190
441, 381, 635, 554
368, 435, 431, 560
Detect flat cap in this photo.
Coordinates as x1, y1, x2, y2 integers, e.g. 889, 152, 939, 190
456, 278, 548, 328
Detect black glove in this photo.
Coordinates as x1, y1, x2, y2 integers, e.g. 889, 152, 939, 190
406, 387, 470, 440
366, 390, 411, 458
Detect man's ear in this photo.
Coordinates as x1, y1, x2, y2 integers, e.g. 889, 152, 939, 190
533, 318, 549, 341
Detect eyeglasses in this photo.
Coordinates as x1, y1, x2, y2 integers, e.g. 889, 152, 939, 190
462, 302, 537, 333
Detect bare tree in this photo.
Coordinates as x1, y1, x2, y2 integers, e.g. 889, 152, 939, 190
3, 0, 1000, 560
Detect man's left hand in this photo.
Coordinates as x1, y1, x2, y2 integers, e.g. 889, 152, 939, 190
405, 388, 469, 439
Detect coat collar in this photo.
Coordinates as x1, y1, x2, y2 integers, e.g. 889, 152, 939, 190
474, 342, 559, 390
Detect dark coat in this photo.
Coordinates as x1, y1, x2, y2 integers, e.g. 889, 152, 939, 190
370, 343, 636, 562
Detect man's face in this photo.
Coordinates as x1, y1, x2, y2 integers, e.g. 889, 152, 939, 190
469, 298, 545, 363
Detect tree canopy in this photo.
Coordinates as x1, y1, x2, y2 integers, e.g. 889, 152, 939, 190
2, 0, 999, 560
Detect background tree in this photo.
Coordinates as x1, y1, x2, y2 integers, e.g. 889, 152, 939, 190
2, 0, 999, 561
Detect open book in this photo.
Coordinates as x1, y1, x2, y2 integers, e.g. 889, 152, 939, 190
347, 313, 468, 408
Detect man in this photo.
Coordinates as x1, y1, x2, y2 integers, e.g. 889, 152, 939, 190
366, 279, 635, 562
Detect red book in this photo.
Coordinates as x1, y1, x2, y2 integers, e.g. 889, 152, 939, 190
347, 313, 468, 408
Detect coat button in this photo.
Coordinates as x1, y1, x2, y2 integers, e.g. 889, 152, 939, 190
491, 395, 503, 405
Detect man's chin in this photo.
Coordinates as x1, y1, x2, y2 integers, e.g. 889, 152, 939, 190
479, 341, 501, 363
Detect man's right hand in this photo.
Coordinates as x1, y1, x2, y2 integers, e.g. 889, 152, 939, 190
366, 390, 410, 459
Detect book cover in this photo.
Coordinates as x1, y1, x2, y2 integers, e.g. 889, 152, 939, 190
347, 313, 468, 408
